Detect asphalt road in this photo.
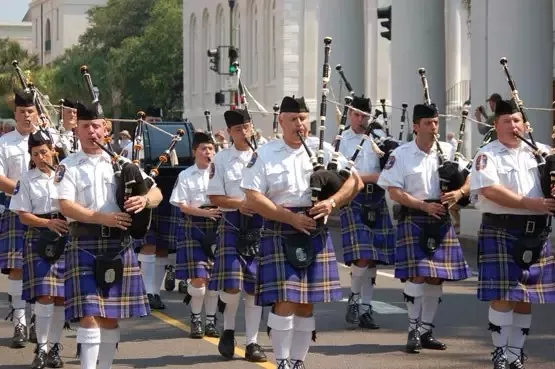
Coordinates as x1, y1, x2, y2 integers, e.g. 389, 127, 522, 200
1, 227, 554, 369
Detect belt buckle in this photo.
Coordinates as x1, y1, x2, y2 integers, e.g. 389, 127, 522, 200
525, 220, 536, 234
101, 225, 111, 238
365, 184, 374, 194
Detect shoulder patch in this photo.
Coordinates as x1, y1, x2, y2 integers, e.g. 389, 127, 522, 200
384, 155, 395, 170
121, 149, 128, 157
246, 152, 258, 168
475, 154, 488, 171
13, 181, 20, 195
54, 164, 66, 184
209, 162, 215, 179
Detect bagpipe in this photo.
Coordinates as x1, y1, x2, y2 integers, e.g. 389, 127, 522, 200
204, 110, 220, 152
418, 68, 470, 206
499, 57, 555, 199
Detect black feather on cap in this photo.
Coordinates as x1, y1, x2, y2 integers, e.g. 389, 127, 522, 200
351, 95, 371, 113
192, 131, 214, 148
28, 130, 52, 152
494, 99, 519, 117
413, 103, 439, 120
279, 96, 309, 113
224, 108, 251, 128
14, 89, 35, 108
76, 102, 103, 120
146, 107, 162, 118
61, 99, 76, 109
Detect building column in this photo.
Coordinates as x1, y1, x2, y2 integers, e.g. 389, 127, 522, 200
471, 0, 553, 152
390, 0, 446, 139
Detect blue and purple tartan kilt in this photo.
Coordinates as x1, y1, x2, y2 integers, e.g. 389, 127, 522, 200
22, 227, 66, 303
394, 215, 471, 281
256, 207, 342, 306
0, 197, 28, 272
133, 199, 182, 253
175, 215, 219, 281
64, 236, 150, 322
208, 211, 261, 295
477, 224, 555, 303
340, 191, 395, 266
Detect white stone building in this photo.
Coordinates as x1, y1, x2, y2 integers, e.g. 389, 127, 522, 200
23, 0, 107, 66
0, 21, 33, 53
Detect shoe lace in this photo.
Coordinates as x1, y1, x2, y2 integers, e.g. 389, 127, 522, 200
291, 360, 306, 369
50, 342, 63, 355
491, 347, 506, 364
277, 359, 290, 369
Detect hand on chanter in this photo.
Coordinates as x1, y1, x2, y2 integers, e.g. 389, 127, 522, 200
309, 199, 333, 220
124, 195, 148, 214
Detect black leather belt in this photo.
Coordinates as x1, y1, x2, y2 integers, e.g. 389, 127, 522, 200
36, 212, 65, 220
364, 184, 384, 195
482, 213, 548, 234
69, 222, 123, 239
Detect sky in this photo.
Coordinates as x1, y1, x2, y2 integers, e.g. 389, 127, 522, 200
0, 0, 28, 22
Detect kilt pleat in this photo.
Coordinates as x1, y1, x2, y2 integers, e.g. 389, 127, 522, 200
64, 236, 150, 321
0, 198, 28, 271
175, 215, 219, 281
394, 215, 471, 281
208, 211, 261, 294
477, 224, 555, 303
256, 207, 342, 306
340, 192, 395, 265
133, 199, 181, 252
22, 227, 66, 302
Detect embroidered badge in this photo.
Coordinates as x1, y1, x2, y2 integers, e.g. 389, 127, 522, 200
13, 181, 20, 195
209, 162, 215, 179
384, 155, 395, 170
475, 154, 488, 171
121, 150, 128, 157
54, 164, 66, 184
246, 152, 258, 168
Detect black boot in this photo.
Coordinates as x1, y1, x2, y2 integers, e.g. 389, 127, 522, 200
46, 343, 64, 368
218, 329, 235, 359
291, 360, 306, 368
405, 328, 421, 353
420, 324, 447, 350
508, 348, 526, 369
277, 359, 290, 369
190, 314, 204, 339
29, 314, 37, 344
359, 305, 380, 329
345, 293, 360, 328
149, 294, 166, 310
205, 315, 219, 338
164, 265, 176, 291
30, 344, 47, 369
10, 323, 27, 348
491, 347, 508, 369
245, 342, 267, 362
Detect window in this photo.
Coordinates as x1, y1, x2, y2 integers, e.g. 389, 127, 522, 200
202, 9, 211, 92
45, 19, 51, 52
189, 14, 197, 96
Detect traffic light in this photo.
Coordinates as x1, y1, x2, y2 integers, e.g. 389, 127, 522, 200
377, 5, 392, 41
207, 48, 220, 73
228, 47, 239, 74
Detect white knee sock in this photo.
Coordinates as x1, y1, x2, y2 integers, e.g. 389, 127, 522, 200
488, 307, 513, 351
153, 257, 169, 295
187, 285, 206, 315
507, 312, 531, 364
290, 315, 315, 364
98, 327, 120, 369
219, 291, 240, 330
204, 289, 219, 323
48, 306, 65, 346
8, 279, 26, 328
34, 302, 54, 352
361, 267, 377, 313
419, 283, 443, 334
350, 264, 367, 295
138, 254, 155, 295
77, 327, 101, 369
244, 294, 262, 345
404, 281, 424, 331
267, 313, 294, 362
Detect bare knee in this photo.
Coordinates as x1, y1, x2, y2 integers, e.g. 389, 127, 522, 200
36, 296, 54, 305
53, 297, 64, 307
224, 288, 240, 294
490, 300, 514, 312
513, 302, 531, 314
141, 244, 156, 255
190, 278, 207, 288
8, 268, 22, 280
353, 259, 369, 268
424, 277, 442, 285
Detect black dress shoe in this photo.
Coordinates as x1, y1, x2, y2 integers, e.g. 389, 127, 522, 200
205, 318, 219, 338
150, 294, 166, 310
190, 315, 204, 339
10, 323, 27, 348
344, 293, 360, 327
29, 314, 37, 344
31, 348, 47, 369
420, 330, 447, 350
164, 265, 176, 291
291, 360, 306, 369
46, 343, 64, 368
359, 308, 380, 329
218, 329, 235, 359
405, 329, 421, 353
245, 342, 267, 362
492, 347, 508, 369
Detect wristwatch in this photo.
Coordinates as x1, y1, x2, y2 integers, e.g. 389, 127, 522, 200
329, 198, 337, 208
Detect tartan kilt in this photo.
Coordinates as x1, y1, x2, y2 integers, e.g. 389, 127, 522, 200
64, 235, 150, 322
133, 199, 181, 253
175, 215, 219, 281
208, 211, 261, 294
394, 215, 471, 281
477, 224, 555, 303
0, 197, 28, 272
340, 192, 395, 265
256, 207, 342, 306
22, 227, 66, 302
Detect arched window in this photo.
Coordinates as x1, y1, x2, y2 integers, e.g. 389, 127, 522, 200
202, 9, 211, 93
189, 14, 197, 97
45, 19, 51, 52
